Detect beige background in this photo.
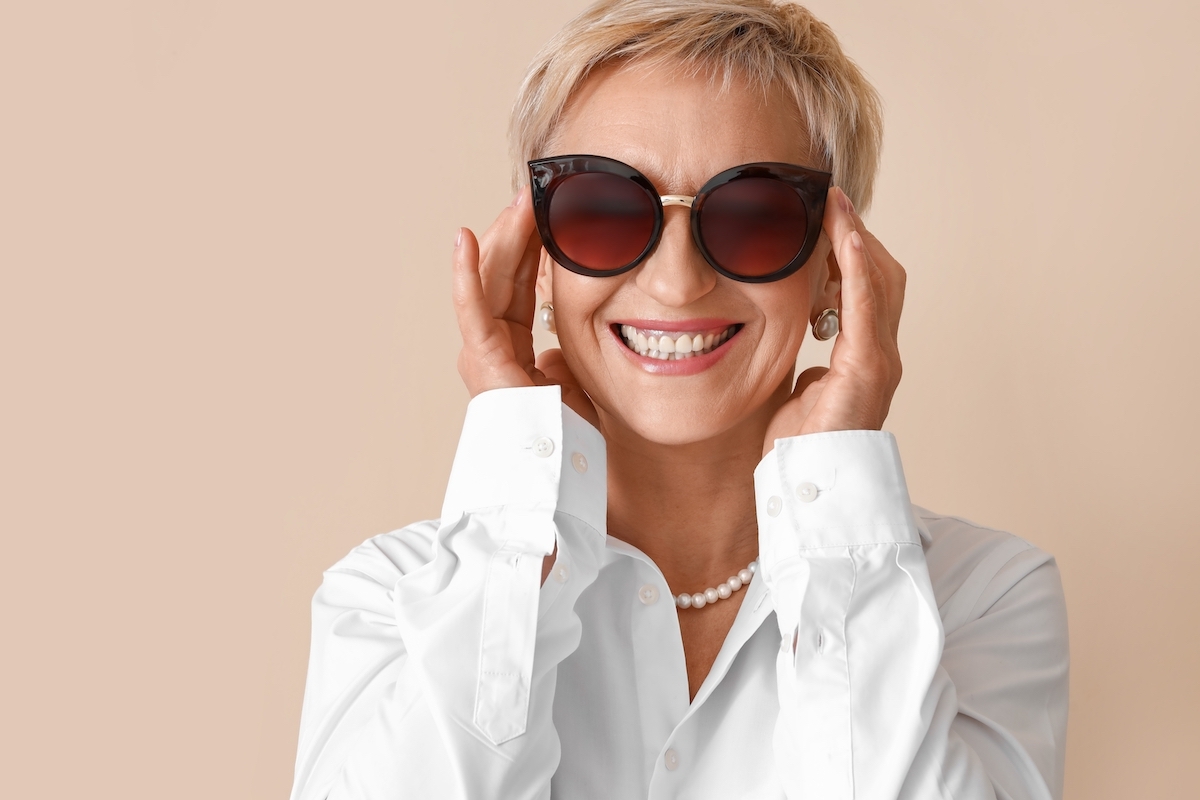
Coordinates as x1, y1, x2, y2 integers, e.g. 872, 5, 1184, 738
1, 0, 1197, 797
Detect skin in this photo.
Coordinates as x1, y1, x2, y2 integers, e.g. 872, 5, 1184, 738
452, 62, 905, 700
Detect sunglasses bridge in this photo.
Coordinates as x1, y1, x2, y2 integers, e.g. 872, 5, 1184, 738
659, 195, 695, 209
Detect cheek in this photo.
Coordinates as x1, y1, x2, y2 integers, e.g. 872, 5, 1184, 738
549, 268, 615, 358
752, 280, 814, 350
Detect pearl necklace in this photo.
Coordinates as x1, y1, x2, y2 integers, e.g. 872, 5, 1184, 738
674, 560, 758, 609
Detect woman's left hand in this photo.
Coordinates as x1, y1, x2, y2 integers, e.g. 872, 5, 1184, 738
763, 186, 905, 454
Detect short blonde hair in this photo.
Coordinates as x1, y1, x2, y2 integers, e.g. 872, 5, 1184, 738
509, 0, 883, 210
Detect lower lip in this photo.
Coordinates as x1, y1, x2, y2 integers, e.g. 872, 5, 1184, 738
611, 326, 739, 375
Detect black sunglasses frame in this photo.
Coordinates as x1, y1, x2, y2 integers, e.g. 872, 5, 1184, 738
528, 154, 832, 284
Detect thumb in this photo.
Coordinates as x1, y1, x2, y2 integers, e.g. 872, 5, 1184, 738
793, 366, 829, 399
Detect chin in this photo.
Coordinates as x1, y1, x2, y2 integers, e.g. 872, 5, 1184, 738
594, 392, 767, 448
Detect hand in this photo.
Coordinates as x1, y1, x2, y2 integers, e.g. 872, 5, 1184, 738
452, 189, 599, 428
763, 186, 905, 454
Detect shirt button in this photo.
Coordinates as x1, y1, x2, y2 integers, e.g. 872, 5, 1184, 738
795, 482, 818, 502
553, 563, 569, 583
637, 584, 659, 605
663, 748, 679, 771
533, 437, 555, 458
766, 496, 782, 517
571, 452, 588, 473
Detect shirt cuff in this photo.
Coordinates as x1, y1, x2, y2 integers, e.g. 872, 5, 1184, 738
754, 430, 920, 565
440, 385, 607, 553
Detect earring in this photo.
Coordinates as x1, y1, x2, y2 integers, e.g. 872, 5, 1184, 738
538, 301, 556, 333
812, 308, 839, 341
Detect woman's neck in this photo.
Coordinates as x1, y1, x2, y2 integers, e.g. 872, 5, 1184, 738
598, 385, 786, 595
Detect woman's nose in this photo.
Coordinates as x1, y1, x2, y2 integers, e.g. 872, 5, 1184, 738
633, 208, 717, 307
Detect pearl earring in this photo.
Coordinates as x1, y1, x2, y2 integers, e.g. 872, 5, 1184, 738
812, 308, 839, 341
538, 301, 556, 333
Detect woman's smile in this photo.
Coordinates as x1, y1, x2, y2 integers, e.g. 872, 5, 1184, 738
610, 319, 743, 374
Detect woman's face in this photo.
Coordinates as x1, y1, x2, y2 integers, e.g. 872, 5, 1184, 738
540, 62, 837, 447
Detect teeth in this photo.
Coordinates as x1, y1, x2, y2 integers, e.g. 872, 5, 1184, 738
616, 324, 739, 360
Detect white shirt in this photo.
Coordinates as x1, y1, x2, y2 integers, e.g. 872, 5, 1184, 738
290, 386, 1069, 800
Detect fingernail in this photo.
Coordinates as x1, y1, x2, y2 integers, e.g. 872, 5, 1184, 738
838, 187, 854, 215
850, 230, 864, 251
512, 189, 526, 208
454, 228, 462, 248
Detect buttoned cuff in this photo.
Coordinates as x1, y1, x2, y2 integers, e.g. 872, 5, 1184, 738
440, 386, 607, 551
754, 430, 919, 566
413, 386, 606, 747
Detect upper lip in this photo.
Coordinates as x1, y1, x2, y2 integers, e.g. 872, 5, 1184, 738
610, 318, 740, 332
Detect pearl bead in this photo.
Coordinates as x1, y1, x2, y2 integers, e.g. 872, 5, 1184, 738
538, 303, 556, 333
672, 559, 757, 610
815, 309, 839, 340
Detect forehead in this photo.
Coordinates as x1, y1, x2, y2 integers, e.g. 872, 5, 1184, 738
550, 61, 816, 194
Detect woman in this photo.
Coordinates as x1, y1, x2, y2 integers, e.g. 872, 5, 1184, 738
290, 1, 1069, 798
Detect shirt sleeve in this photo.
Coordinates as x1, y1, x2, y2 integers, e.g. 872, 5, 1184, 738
289, 385, 607, 800
755, 430, 1069, 800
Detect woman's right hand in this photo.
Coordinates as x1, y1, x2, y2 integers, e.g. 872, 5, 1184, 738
452, 189, 599, 428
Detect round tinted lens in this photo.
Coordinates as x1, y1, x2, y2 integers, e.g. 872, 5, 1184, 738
548, 172, 657, 271
698, 177, 808, 277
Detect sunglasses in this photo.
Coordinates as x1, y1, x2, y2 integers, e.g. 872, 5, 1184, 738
528, 154, 831, 284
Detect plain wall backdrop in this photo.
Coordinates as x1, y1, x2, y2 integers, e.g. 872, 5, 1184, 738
2, 1, 1197, 797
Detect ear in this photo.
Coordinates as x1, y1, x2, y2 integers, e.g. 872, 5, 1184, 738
536, 248, 554, 302
813, 244, 842, 324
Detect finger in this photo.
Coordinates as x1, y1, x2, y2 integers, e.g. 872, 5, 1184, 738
828, 190, 893, 352
839, 201, 890, 330
851, 223, 894, 350
822, 188, 882, 348
450, 227, 494, 349
505, 211, 544, 327
478, 188, 540, 319
849, 208, 905, 342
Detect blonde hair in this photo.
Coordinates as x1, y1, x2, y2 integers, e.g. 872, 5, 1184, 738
509, 0, 883, 210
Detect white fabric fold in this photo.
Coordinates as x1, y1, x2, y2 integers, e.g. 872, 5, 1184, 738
291, 388, 1068, 800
